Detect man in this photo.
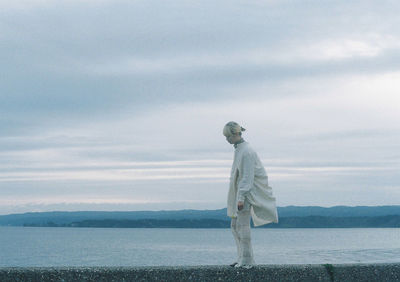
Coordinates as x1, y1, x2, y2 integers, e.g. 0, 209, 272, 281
223, 121, 278, 268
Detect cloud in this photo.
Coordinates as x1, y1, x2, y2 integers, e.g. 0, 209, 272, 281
1, 0, 400, 213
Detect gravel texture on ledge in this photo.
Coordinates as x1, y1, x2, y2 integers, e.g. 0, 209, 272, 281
0, 263, 399, 281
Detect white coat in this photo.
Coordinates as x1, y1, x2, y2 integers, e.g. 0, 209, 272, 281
227, 141, 278, 227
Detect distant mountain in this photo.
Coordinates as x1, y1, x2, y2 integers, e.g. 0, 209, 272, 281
21, 215, 400, 228
277, 205, 400, 217
24, 219, 231, 228
1, 206, 400, 227
0, 209, 227, 226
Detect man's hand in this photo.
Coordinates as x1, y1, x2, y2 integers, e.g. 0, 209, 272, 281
237, 201, 244, 211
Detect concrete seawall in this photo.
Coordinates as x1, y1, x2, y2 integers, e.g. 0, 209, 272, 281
1, 263, 399, 281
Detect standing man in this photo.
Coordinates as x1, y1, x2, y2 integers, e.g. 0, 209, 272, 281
223, 121, 278, 268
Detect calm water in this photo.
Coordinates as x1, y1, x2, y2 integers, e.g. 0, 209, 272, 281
0, 227, 399, 267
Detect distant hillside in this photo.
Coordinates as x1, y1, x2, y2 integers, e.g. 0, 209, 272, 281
277, 205, 400, 217
1, 206, 400, 227
0, 209, 227, 226
21, 215, 400, 228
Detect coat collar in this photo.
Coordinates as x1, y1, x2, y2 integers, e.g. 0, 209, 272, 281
234, 140, 247, 150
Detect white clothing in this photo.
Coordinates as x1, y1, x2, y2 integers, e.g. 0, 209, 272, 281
231, 209, 254, 266
227, 142, 278, 227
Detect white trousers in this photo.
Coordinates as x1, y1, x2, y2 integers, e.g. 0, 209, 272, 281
231, 209, 255, 266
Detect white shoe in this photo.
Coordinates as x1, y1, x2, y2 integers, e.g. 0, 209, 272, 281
234, 264, 254, 269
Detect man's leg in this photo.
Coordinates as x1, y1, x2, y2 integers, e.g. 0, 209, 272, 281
230, 217, 240, 266
236, 209, 255, 266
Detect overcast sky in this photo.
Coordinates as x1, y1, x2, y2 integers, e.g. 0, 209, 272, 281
1, 0, 400, 214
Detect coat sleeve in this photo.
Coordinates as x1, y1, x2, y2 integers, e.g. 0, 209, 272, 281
237, 151, 255, 202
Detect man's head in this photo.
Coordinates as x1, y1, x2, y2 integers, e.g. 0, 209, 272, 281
223, 121, 246, 144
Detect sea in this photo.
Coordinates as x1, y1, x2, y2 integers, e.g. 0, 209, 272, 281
0, 227, 399, 267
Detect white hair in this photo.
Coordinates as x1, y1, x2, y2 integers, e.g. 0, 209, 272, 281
223, 121, 246, 137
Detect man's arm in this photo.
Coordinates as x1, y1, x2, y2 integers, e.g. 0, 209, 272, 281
237, 151, 255, 210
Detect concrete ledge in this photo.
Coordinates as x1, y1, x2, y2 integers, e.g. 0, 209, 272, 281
0, 263, 399, 282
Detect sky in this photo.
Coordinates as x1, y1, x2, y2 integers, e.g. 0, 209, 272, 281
1, 0, 400, 215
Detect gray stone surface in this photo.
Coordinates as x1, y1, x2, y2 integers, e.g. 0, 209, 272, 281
332, 263, 400, 282
0, 264, 399, 281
